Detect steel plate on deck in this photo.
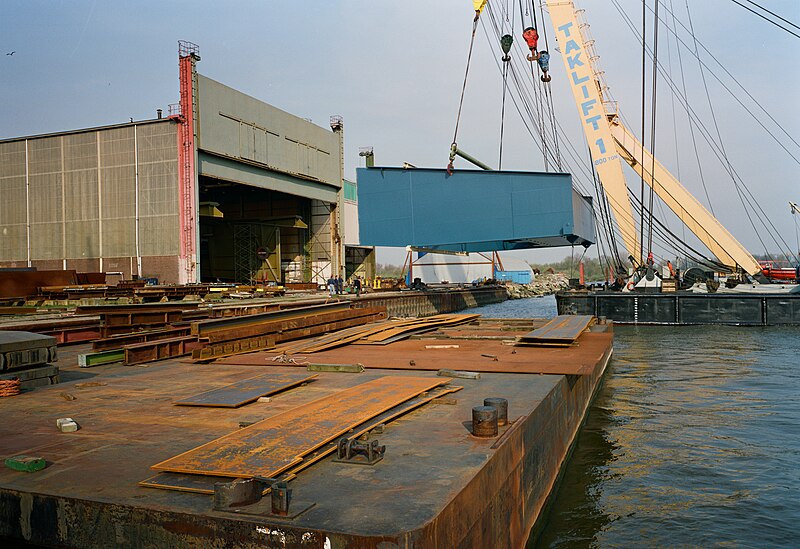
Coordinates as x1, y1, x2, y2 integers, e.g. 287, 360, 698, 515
516, 315, 594, 345
174, 373, 318, 408
217, 332, 612, 376
152, 376, 451, 478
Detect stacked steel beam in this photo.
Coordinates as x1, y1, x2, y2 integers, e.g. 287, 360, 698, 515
190, 302, 387, 361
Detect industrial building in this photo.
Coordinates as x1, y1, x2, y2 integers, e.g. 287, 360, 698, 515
0, 41, 373, 286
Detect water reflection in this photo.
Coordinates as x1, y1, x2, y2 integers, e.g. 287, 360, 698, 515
528, 325, 800, 548
528, 380, 620, 548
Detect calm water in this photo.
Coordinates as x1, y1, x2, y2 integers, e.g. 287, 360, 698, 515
470, 296, 800, 548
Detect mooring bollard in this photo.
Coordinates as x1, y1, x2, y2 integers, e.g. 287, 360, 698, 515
484, 397, 509, 426
472, 405, 498, 437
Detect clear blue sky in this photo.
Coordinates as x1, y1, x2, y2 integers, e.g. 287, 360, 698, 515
2, 1, 798, 265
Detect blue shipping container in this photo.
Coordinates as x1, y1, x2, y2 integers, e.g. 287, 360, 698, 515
495, 271, 532, 284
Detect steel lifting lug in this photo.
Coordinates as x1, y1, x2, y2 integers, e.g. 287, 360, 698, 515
270, 481, 291, 516
333, 436, 386, 465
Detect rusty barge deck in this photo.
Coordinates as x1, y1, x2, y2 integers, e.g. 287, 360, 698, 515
0, 316, 612, 548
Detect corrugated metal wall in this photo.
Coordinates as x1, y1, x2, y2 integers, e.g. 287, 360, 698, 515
29, 137, 64, 262
136, 123, 179, 257
0, 120, 180, 280
99, 127, 136, 258
0, 141, 27, 261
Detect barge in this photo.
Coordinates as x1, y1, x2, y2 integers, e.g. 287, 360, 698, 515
557, 290, 800, 325
0, 300, 612, 548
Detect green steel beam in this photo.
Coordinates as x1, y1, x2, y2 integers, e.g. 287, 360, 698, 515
78, 349, 124, 368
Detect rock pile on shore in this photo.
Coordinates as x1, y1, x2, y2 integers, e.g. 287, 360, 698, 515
505, 273, 570, 299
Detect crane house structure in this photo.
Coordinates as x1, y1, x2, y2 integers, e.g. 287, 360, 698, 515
0, 42, 373, 287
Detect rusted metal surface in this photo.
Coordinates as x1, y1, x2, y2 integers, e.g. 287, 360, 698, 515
0, 315, 99, 333
174, 373, 316, 408
0, 270, 77, 299
203, 303, 279, 318
191, 335, 276, 361
141, 384, 462, 495
354, 314, 480, 344
350, 286, 507, 317
36, 285, 133, 300
273, 313, 478, 354
201, 307, 384, 344
221, 330, 613, 376
92, 327, 192, 351
191, 302, 351, 338
41, 325, 102, 345
99, 323, 181, 338
123, 336, 204, 365
484, 397, 509, 425
134, 285, 210, 300
472, 406, 499, 437
516, 314, 594, 346
76, 302, 198, 315
0, 306, 38, 315
273, 320, 399, 354
102, 309, 183, 327
139, 471, 242, 494
0, 312, 613, 548
272, 311, 386, 344
152, 376, 451, 478
192, 309, 386, 361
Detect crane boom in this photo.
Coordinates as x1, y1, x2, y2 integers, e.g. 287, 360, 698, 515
546, 0, 761, 276
609, 120, 761, 275
546, 0, 640, 264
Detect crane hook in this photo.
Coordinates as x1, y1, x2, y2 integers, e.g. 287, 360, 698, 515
500, 34, 513, 62
522, 27, 540, 61
538, 50, 551, 82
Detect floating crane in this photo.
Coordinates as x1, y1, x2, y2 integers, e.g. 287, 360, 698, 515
545, 0, 762, 277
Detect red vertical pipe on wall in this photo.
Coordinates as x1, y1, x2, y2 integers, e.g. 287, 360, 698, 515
177, 54, 197, 283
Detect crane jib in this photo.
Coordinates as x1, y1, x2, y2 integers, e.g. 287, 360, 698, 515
556, 21, 614, 165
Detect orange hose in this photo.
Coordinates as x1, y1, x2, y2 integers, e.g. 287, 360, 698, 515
0, 378, 21, 397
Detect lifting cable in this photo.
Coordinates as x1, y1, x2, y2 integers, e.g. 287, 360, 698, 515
729, 0, 800, 40
591, 152, 623, 277
449, 6, 483, 173
537, 0, 562, 170
499, 0, 514, 169
686, 1, 793, 259
589, 145, 623, 269
618, 0, 797, 267
486, 3, 564, 174
639, 0, 648, 264
628, 190, 730, 272
640, 0, 800, 263
483, 5, 638, 266
663, 0, 716, 217
793, 204, 800, 260
519, 0, 549, 170
685, 0, 775, 262
482, 8, 551, 167
646, 0, 660, 260
656, 1, 800, 160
